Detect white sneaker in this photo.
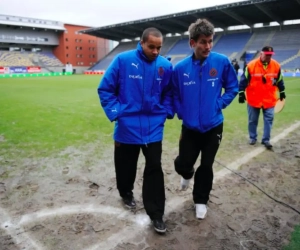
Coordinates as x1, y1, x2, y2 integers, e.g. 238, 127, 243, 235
180, 177, 191, 190
195, 204, 207, 219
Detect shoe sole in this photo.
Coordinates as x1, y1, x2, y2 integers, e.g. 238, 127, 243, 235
262, 144, 273, 150
154, 227, 166, 233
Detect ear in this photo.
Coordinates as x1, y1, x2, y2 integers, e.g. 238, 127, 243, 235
190, 39, 196, 48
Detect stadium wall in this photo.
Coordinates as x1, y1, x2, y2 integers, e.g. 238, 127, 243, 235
53, 24, 110, 67
0, 26, 59, 45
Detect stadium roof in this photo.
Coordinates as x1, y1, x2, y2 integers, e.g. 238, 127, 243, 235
80, 0, 300, 41
0, 14, 65, 31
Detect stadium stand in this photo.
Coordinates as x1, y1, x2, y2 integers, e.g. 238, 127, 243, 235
90, 27, 300, 71
275, 50, 300, 69
83, 0, 300, 72
0, 51, 64, 67
0, 51, 33, 67
213, 32, 252, 58
34, 52, 64, 67
166, 38, 191, 56
162, 38, 191, 65
270, 29, 300, 50
2, 1, 300, 72
159, 37, 181, 57
246, 30, 274, 51
91, 41, 137, 70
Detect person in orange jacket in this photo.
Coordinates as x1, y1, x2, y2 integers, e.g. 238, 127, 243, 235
238, 46, 286, 149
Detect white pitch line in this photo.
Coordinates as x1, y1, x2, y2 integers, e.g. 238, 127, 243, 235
86, 215, 148, 250
19, 204, 137, 225
88, 120, 300, 250
86, 196, 189, 250
215, 120, 300, 180
0, 207, 43, 250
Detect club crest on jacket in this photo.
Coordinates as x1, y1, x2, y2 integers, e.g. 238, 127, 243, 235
209, 68, 218, 77
158, 67, 164, 77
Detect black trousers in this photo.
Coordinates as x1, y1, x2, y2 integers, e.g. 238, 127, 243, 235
174, 123, 223, 204
114, 141, 165, 220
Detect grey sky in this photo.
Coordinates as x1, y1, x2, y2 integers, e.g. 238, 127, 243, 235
0, 0, 245, 27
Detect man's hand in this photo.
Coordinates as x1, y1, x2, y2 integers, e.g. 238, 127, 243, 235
238, 91, 246, 103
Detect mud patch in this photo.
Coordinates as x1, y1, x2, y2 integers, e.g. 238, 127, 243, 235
0, 128, 300, 249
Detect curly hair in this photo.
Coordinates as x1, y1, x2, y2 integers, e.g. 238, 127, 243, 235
188, 19, 215, 41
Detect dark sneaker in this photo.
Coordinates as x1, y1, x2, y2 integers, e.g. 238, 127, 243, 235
122, 197, 136, 209
262, 141, 273, 150
249, 139, 256, 145
152, 218, 166, 233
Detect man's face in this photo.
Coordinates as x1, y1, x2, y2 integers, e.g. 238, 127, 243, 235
260, 52, 272, 63
141, 35, 162, 61
190, 34, 213, 60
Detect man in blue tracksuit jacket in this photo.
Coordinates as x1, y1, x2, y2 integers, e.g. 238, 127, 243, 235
172, 19, 238, 219
98, 27, 173, 233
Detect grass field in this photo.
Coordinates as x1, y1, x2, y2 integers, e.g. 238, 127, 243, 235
0, 75, 300, 248
0, 75, 299, 158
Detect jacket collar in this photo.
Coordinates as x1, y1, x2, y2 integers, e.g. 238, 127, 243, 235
191, 53, 209, 66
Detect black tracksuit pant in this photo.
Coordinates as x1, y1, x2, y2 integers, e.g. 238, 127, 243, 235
114, 141, 165, 220
174, 123, 223, 204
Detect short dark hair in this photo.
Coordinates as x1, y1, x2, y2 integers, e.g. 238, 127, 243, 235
188, 19, 214, 42
141, 27, 163, 42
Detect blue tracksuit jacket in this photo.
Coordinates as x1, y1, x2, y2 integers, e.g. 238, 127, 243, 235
98, 43, 173, 144
172, 52, 238, 133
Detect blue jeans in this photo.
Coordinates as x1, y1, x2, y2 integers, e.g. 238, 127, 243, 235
247, 104, 274, 143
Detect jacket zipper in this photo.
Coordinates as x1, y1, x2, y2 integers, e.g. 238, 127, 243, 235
199, 63, 203, 131
139, 62, 145, 144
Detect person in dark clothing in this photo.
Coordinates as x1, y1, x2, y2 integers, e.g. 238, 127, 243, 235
98, 27, 173, 233
172, 19, 238, 219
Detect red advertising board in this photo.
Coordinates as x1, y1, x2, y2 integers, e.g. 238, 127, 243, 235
27, 66, 41, 73
0, 67, 4, 74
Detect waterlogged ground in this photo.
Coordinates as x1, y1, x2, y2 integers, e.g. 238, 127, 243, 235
0, 128, 300, 250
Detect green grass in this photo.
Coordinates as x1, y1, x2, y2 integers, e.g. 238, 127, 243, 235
0, 75, 113, 157
284, 225, 300, 250
0, 75, 299, 158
